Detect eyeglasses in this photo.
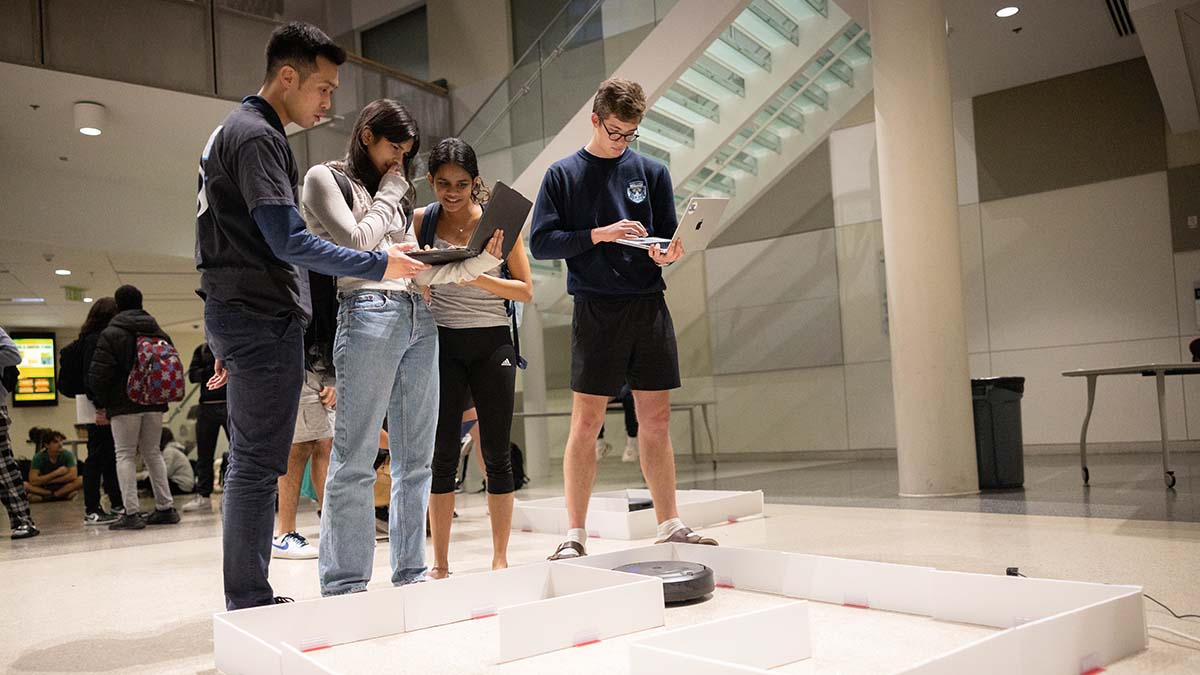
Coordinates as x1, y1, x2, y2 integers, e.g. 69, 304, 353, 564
600, 119, 640, 143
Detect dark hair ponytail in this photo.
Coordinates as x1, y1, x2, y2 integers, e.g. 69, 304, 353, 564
427, 137, 490, 204
346, 98, 421, 195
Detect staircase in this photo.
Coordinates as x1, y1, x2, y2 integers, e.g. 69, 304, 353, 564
461, 0, 873, 311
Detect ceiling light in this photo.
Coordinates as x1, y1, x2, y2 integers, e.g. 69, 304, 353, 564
995, 6, 1019, 18
74, 101, 106, 136
11, 297, 45, 304
55, 269, 71, 276
83, 297, 94, 303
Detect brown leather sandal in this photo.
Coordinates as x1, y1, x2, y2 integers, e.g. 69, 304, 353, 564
656, 526, 719, 546
547, 540, 587, 560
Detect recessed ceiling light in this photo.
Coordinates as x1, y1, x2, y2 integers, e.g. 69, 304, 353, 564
55, 269, 71, 276
83, 297, 94, 303
996, 6, 1019, 18
11, 297, 45, 304
74, 101, 106, 137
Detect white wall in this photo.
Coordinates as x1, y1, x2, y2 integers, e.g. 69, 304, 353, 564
827, 116, 1194, 449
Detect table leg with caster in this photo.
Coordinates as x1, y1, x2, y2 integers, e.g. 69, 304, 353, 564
1155, 371, 1176, 489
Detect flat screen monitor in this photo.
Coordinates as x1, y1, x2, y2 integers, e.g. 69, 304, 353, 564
10, 332, 57, 407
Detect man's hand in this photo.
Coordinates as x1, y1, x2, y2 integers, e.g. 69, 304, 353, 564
207, 359, 228, 390
319, 385, 337, 410
95, 409, 109, 426
649, 237, 684, 266
591, 219, 646, 244
384, 242, 431, 279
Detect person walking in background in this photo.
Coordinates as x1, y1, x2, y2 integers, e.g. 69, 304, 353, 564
0, 326, 38, 539
185, 341, 226, 512
58, 297, 125, 524
88, 285, 182, 531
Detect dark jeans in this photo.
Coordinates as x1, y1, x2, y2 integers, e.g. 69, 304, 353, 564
82, 424, 123, 514
194, 402, 228, 497
205, 298, 304, 611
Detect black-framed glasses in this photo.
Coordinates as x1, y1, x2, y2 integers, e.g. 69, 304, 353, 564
600, 119, 640, 143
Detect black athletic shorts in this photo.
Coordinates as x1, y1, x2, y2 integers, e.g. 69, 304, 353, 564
571, 293, 680, 397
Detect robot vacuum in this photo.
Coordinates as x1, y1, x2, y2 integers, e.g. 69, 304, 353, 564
614, 561, 715, 604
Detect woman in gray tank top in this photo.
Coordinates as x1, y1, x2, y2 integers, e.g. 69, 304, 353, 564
416, 138, 533, 579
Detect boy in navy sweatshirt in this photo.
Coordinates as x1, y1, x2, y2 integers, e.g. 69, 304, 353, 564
530, 78, 718, 560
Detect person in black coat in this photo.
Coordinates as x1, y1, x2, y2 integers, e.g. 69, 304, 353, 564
59, 297, 125, 524
87, 285, 181, 530
183, 342, 227, 512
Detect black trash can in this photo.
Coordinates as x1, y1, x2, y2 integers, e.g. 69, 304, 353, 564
971, 377, 1026, 489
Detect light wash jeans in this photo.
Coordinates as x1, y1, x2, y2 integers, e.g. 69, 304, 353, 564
319, 289, 439, 595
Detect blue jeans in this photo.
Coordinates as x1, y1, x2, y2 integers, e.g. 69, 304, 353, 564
319, 290, 439, 595
204, 298, 304, 610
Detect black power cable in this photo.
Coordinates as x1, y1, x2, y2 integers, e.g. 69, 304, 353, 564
1006, 566, 1200, 620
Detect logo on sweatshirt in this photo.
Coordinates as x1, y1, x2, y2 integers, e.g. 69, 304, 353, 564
626, 180, 647, 204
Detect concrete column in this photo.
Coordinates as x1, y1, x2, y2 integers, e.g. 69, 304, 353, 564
520, 303, 550, 480
870, 0, 979, 496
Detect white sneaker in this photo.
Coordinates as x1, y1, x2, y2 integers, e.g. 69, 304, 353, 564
182, 496, 211, 512
622, 438, 639, 463
595, 439, 612, 460
272, 531, 318, 559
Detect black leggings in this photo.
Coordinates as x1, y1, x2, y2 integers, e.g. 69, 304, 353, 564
431, 326, 516, 495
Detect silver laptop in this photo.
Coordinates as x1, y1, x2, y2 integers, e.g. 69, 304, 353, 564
615, 197, 728, 253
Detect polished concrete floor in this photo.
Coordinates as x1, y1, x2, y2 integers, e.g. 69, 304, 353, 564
2, 453, 1198, 673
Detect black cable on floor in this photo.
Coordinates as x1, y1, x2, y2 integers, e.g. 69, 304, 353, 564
1007, 566, 1199, 620
1145, 593, 1200, 620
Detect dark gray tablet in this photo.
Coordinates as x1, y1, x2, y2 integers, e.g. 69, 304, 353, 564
407, 181, 532, 265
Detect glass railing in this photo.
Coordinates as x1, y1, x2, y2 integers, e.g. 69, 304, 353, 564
455, 0, 677, 277
458, 0, 678, 185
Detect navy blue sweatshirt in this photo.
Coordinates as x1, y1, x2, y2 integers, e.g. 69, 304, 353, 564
529, 148, 677, 300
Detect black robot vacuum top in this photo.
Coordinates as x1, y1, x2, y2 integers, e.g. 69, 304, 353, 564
614, 561, 715, 604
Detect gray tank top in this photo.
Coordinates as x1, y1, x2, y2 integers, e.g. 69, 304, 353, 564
426, 211, 510, 329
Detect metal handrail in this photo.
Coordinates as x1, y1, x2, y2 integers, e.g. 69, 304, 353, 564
455, 0, 607, 139
344, 54, 449, 97
679, 24, 867, 203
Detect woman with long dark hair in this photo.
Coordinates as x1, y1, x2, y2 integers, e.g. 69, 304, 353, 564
302, 99, 504, 594
417, 137, 533, 578
62, 297, 125, 524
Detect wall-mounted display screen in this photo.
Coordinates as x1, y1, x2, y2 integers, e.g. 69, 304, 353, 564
10, 332, 57, 407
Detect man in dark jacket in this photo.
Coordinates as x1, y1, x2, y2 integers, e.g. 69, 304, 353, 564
184, 342, 226, 512
88, 285, 181, 531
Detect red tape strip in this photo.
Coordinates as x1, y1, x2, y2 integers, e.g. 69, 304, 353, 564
574, 639, 601, 647
1082, 669, 1105, 675
471, 613, 497, 620
843, 603, 870, 610
301, 645, 332, 653
715, 583, 735, 589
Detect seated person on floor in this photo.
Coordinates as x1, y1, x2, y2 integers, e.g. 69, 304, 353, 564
136, 429, 195, 495
25, 430, 83, 502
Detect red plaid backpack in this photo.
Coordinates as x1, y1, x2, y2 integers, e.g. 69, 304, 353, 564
126, 336, 185, 405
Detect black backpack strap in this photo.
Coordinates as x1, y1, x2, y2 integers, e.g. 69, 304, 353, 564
499, 261, 528, 370
418, 202, 441, 250
327, 165, 353, 210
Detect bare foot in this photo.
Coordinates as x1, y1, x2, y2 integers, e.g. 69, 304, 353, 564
492, 559, 508, 571
428, 566, 451, 580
